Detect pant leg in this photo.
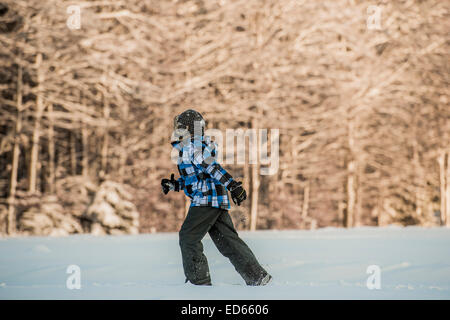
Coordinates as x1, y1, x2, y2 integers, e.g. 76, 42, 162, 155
179, 206, 222, 285
208, 209, 269, 285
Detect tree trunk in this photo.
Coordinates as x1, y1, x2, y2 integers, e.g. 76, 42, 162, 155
119, 106, 129, 183
243, 144, 250, 196
101, 96, 110, 174
119, 135, 126, 182
29, 53, 44, 193
81, 124, 89, 178
243, 143, 251, 229
446, 152, 450, 227
301, 181, 310, 228
412, 137, 427, 224
338, 201, 345, 226
354, 163, 363, 227
47, 103, 55, 193
70, 131, 77, 175
346, 160, 355, 228
346, 119, 356, 228
438, 151, 447, 226
7, 65, 23, 235
249, 118, 259, 231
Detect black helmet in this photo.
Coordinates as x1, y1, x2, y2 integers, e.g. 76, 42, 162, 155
174, 109, 205, 137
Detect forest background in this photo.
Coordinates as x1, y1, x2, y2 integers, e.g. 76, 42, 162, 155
0, 0, 449, 236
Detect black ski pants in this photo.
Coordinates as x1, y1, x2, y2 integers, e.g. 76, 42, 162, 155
179, 206, 268, 285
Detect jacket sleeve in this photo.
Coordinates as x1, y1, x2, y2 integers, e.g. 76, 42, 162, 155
192, 141, 234, 188
177, 177, 185, 191
173, 141, 198, 196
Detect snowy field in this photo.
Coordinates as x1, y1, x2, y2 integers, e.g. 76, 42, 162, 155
0, 227, 449, 300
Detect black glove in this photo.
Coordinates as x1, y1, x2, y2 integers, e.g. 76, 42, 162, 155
227, 180, 247, 206
161, 173, 180, 195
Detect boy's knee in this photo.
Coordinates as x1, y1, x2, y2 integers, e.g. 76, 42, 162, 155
179, 229, 196, 249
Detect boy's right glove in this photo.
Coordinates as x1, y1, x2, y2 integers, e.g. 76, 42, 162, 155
227, 180, 247, 206
161, 173, 180, 194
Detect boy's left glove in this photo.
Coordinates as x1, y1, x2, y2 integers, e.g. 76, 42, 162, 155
227, 180, 247, 206
161, 173, 180, 194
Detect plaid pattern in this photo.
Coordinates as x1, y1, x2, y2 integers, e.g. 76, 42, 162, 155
172, 135, 233, 210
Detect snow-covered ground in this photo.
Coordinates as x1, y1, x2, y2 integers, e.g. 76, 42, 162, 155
0, 227, 449, 299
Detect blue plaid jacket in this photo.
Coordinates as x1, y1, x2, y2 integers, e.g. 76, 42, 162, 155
171, 135, 234, 210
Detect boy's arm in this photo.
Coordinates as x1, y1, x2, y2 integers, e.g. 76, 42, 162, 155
191, 142, 247, 205
192, 144, 234, 188
177, 177, 185, 190
177, 161, 200, 197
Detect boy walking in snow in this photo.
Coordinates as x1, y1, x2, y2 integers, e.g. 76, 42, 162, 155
161, 109, 272, 286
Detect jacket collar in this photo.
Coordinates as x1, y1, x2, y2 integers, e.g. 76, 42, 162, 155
171, 134, 208, 145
